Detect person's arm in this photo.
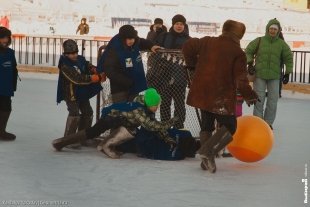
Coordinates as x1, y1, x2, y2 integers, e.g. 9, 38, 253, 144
12, 52, 18, 91
182, 37, 201, 69
244, 37, 260, 64
282, 42, 293, 74
233, 52, 258, 104
60, 64, 99, 85
138, 38, 155, 51
104, 49, 134, 88
76, 25, 80, 34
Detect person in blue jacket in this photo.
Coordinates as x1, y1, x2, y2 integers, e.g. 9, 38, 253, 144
98, 25, 160, 103
0, 27, 18, 141
57, 39, 105, 148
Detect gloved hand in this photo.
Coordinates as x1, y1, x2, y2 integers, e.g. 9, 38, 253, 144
245, 91, 260, 107
282, 73, 290, 84
247, 63, 256, 75
90, 73, 106, 83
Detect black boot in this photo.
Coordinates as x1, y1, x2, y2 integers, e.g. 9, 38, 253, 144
199, 126, 232, 173
0, 111, 16, 141
178, 137, 200, 158
52, 130, 87, 151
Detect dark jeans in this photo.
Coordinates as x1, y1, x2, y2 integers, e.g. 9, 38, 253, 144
160, 84, 186, 128
0, 96, 12, 111
85, 116, 125, 139
201, 110, 237, 135
65, 100, 93, 117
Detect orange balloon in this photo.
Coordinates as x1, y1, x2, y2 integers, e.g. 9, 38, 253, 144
227, 115, 274, 162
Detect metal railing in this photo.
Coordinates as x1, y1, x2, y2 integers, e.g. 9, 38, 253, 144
10, 35, 310, 84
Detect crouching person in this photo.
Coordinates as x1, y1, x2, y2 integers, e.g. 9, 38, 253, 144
52, 88, 179, 158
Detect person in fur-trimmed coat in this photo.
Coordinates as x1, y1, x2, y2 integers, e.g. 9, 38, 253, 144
182, 20, 259, 173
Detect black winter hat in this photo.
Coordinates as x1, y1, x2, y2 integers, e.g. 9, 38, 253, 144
172, 14, 186, 25
0, 26, 12, 38
154, 18, 163, 25
119, 25, 138, 39
63, 39, 79, 54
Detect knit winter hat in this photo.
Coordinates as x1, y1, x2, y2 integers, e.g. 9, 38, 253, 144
172, 14, 186, 25
119, 25, 138, 39
144, 88, 161, 107
0, 26, 11, 38
222, 20, 246, 40
154, 18, 163, 25
63, 39, 79, 54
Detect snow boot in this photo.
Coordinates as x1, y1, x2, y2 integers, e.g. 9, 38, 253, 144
200, 126, 232, 173
52, 130, 87, 151
63, 116, 81, 149
0, 111, 16, 141
97, 126, 134, 159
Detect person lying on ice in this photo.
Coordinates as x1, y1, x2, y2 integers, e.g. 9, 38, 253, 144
52, 88, 200, 159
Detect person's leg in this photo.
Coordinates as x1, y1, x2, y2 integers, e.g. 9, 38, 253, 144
264, 79, 280, 128
0, 96, 15, 141
253, 77, 267, 119
160, 86, 172, 122
172, 85, 186, 129
64, 101, 80, 136
78, 100, 93, 131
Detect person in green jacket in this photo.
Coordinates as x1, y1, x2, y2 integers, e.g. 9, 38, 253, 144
245, 18, 293, 129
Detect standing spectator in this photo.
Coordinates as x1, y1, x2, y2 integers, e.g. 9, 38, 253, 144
57, 39, 104, 148
182, 20, 258, 173
97, 25, 160, 103
245, 18, 293, 129
0, 27, 17, 141
155, 14, 190, 129
76, 18, 89, 35
0, 16, 9, 29
146, 18, 167, 43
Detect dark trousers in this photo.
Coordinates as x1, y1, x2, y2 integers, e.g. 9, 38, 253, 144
85, 116, 124, 139
65, 100, 93, 117
201, 110, 237, 135
0, 96, 12, 112
160, 84, 186, 128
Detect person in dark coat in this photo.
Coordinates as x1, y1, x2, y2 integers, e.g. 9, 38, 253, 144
0, 27, 17, 141
182, 20, 259, 173
76, 18, 89, 35
146, 18, 167, 43
152, 14, 190, 129
97, 25, 160, 103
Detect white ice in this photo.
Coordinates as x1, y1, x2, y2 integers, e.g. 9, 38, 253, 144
0, 73, 309, 207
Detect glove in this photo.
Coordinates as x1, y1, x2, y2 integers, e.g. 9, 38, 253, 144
245, 91, 260, 107
282, 73, 290, 84
90, 73, 106, 83
247, 63, 256, 75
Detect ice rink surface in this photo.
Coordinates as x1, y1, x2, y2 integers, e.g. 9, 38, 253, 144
0, 73, 309, 207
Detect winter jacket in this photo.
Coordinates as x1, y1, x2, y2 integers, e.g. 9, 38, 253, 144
0, 48, 18, 97
76, 23, 89, 35
182, 34, 257, 115
98, 35, 153, 97
245, 18, 293, 80
146, 25, 167, 43
57, 55, 102, 103
101, 95, 175, 144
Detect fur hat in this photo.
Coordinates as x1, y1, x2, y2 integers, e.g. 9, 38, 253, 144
63, 39, 79, 54
172, 14, 186, 25
154, 18, 163, 25
222, 20, 246, 40
119, 25, 138, 39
